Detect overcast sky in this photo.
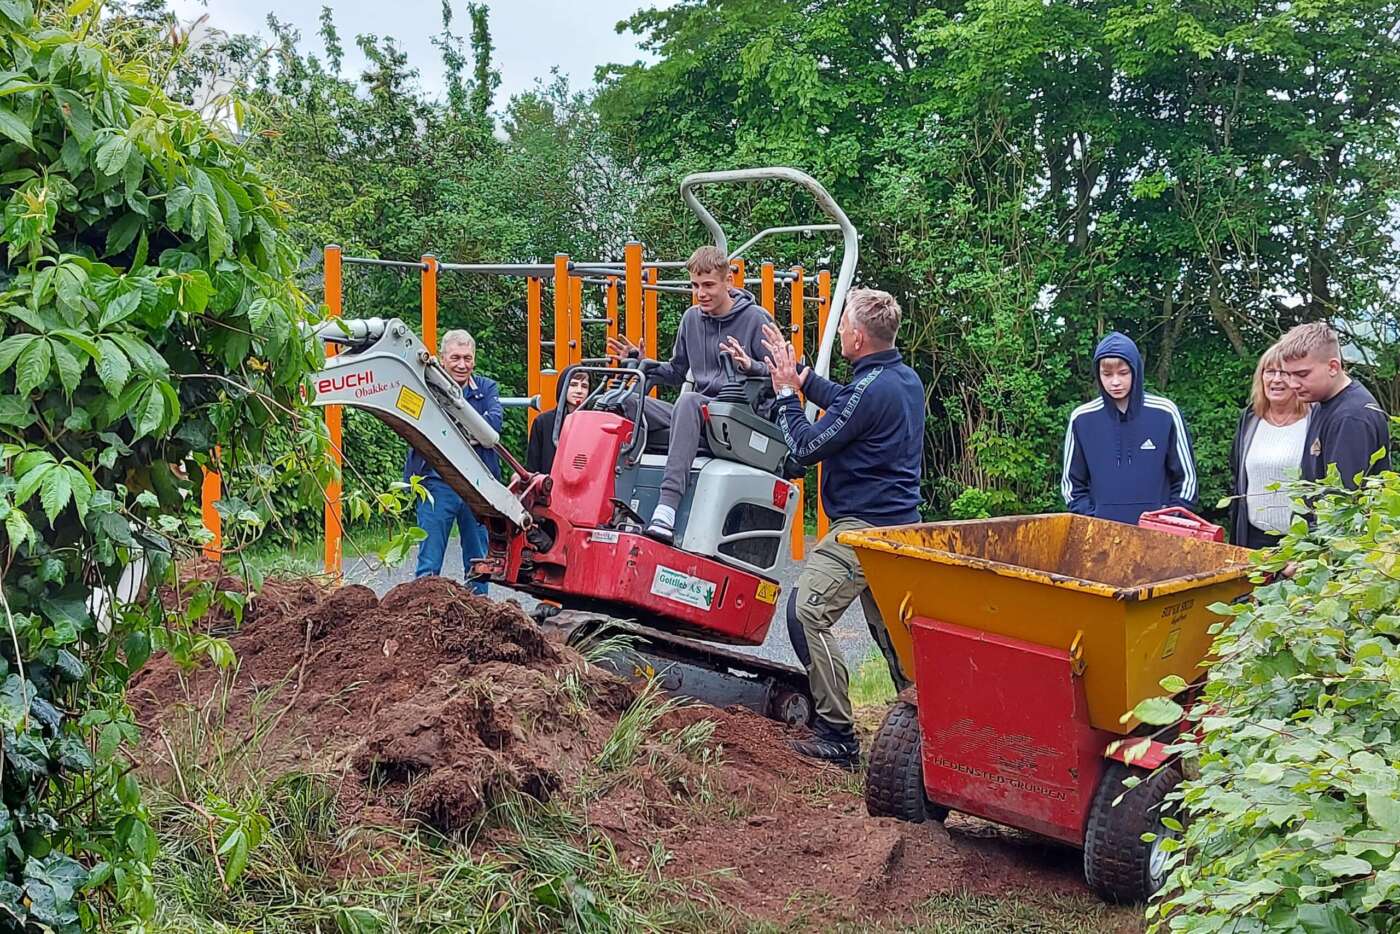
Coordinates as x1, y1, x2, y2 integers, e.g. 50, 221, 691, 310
166, 0, 668, 105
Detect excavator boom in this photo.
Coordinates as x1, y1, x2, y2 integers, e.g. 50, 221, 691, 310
307, 318, 531, 530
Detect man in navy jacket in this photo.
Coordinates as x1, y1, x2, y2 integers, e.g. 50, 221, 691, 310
404, 329, 502, 592
1061, 331, 1198, 524
756, 289, 925, 769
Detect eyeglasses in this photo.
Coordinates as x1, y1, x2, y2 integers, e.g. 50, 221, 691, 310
1263, 369, 1290, 381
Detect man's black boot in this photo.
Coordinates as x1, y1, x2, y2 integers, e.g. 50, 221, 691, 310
791, 721, 860, 771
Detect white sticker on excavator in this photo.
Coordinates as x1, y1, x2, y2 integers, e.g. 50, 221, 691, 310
650, 566, 716, 611
590, 530, 620, 544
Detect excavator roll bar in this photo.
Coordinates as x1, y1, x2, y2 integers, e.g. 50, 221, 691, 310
680, 167, 858, 382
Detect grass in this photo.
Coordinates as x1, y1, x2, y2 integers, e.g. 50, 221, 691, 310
850, 649, 899, 709
226, 520, 403, 578
146, 675, 735, 933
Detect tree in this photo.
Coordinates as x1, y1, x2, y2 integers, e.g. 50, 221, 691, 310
0, 2, 324, 924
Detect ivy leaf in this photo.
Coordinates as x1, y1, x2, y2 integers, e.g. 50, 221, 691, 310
1317, 854, 1374, 878
0, 676, 29, 730
0, 104, 31, 149
49, 340, 83, 395
94, 338, 130, 394
1366, 792, 1400, 834
131, 383, 164, 439
22, 854, 85, 928
99, 290, 141, 328
0, 333, 37, 373
0, 395, 35, 428
103, 212, 142, 256
1125, 696, 1185, 727
39, 464, 72, 524
13, 338, 51, 395
94, 134, 132, 176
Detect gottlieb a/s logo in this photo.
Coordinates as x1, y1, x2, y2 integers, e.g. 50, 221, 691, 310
925, 717, 1064, 774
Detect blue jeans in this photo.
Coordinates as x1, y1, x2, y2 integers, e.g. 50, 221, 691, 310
414, 479, 489, 594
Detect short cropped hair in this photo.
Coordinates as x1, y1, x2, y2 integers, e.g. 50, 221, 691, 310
845, 288, 902, 344
686, 245, 731, 278
441, 329, 475, 353
1277, 321, 1341, 364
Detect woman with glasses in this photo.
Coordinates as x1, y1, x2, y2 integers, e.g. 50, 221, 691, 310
1228, 345, 1313, 548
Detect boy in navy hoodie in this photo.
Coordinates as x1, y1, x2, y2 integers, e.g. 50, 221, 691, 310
1061, 332, 1198, 524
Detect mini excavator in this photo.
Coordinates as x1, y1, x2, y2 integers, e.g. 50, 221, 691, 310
308, 168, 861, 727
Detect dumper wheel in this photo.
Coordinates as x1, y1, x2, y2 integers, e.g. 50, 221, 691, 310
865, 702, 948, 823
1083, 761, 1183, 903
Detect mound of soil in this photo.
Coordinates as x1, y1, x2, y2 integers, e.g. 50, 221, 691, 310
132, 570, 1120, 929
133, 575, 632, 831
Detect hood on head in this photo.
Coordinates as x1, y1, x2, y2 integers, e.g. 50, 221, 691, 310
1092, 331, 1144, 415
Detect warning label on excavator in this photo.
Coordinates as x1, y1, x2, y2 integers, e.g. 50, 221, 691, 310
395, 386, 425, 419
650, 566, 716, 611
756, 581, 779, 604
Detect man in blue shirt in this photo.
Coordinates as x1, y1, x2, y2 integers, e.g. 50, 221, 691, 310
404, 329, 502, 593
754, 288, 926, 769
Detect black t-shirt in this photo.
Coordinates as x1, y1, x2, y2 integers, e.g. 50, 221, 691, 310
1301, 380, 1391, 486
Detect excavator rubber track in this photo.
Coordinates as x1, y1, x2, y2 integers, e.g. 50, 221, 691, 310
534, 607, 816, 728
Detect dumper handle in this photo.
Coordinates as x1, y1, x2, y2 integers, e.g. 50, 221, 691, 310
1137, 507, 1225, 542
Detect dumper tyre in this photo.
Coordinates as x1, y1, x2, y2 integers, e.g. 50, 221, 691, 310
1083, 761, 1183, 904
865, 701, 948, 823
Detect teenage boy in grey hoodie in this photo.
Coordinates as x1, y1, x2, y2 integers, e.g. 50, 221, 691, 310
606, 245, 776, 543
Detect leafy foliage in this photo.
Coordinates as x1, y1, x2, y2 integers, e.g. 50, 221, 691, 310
0, 2, 326, 925
598, 0, 1400, 518
1151, 457, 1400, 929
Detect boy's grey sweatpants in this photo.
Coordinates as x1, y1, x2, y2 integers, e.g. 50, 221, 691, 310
637, 392, 710, 512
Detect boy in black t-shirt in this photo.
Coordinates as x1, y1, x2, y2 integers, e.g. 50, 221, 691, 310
1277, 322, 1391, 487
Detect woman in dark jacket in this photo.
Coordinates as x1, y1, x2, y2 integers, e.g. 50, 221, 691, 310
1228, 344, 1312, 548
525, 371, 591, 474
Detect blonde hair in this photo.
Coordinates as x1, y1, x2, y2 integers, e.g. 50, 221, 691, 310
1250, 344, 1303, 419
844, 288, 902, 344
1276, 321, 1341, 364
685, 245, 731, 278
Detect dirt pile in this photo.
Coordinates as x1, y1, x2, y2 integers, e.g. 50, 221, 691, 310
133, 575, 633, 830
133, 571, 1120, 929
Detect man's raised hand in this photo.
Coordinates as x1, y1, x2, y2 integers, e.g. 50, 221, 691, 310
760, 324, 804, 396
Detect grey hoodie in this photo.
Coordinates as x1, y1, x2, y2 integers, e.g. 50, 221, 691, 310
645, 288, 775, 396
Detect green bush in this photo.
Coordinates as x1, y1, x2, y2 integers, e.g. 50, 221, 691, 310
0, 4, 324, 925
1153, 453, 1400, 930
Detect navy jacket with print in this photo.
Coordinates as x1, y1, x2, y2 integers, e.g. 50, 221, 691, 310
1061, 332, 1198, 525
774, 348, 925, 527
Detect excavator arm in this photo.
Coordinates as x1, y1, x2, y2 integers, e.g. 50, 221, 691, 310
307, 318, 532, 530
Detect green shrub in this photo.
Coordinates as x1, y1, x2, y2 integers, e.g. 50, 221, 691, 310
1153, 454, 1400, 930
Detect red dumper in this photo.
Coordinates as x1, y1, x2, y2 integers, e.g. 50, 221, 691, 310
840, 512, 1253, 903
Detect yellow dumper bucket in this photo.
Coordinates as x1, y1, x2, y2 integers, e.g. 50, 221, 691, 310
840, 514, 1254, 734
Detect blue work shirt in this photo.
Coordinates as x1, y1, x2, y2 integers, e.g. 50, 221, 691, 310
403, 374, 503, 483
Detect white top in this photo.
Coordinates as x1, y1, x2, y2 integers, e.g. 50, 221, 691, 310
1245, 417, 1309, 533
